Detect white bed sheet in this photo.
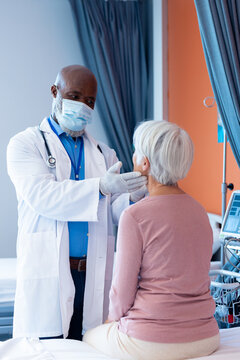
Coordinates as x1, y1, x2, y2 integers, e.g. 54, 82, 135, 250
1, 327, 240, 360
0, 337, 118, 360
190, 327, 240, 359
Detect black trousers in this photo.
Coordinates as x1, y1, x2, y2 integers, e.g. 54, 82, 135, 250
67, 269, 86, 340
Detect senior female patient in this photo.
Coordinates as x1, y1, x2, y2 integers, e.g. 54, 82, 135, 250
83, 120, 219, 360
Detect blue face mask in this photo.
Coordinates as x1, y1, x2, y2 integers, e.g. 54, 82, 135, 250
57, 99, 93, 132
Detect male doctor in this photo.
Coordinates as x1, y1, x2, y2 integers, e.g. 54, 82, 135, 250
7, 65, 147, 340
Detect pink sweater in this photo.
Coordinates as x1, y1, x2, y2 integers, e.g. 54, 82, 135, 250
108, 194, 219, 343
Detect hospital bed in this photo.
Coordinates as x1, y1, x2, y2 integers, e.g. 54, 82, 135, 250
0, 258, 16, 341
38, 329, 240, 359
0, 327, 240, 359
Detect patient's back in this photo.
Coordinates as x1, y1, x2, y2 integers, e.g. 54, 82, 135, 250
109, 193, 219, 344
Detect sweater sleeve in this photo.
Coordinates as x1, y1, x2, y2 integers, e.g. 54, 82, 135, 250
108, 208, 142, 321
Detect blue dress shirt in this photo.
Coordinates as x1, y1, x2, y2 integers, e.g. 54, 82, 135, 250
48, 117, 88, 258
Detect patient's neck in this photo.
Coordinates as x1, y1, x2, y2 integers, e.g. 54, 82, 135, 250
147, 176, 185, 196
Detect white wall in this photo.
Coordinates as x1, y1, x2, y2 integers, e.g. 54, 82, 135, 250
0, 0, 109, 258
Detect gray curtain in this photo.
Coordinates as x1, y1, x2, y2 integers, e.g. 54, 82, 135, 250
69, 0, 148, 171
195, 0, 240, 168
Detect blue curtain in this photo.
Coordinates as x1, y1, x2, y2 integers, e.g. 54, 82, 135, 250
69, 0, 148, 171
195, 0, 240, 168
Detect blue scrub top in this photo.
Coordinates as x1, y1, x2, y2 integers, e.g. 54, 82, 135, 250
49, 117, 88, 258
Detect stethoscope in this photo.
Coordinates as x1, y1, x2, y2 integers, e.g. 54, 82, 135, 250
39, 126, 57, 168
39, 126, 103, 170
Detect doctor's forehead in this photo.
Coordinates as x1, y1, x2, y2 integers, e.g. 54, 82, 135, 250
56, 71, 97, 98
58, 66, 97, 87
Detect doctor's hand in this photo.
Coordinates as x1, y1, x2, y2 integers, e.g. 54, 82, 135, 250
99, 161, 147, 195
130, 184, 148, 203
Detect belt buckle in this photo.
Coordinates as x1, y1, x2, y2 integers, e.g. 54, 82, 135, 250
77, 259, 86, 272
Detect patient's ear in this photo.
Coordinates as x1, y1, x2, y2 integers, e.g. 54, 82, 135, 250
141, 157, 150, 175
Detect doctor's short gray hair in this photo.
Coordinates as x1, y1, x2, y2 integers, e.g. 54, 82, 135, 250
133, 120, 194, 185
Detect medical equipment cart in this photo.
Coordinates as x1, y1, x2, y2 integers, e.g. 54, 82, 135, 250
210, 191, 240, 327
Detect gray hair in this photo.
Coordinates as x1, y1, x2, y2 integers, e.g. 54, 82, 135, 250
133, 120, 194, 185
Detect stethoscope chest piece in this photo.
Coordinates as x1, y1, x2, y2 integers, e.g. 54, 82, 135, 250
47, 155, 56, 168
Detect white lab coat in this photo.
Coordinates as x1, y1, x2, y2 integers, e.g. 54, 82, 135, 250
7, 117, 129, 338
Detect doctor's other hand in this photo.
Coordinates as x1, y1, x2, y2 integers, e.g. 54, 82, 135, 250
130, 184, 148, 203
99, 161, 147, 195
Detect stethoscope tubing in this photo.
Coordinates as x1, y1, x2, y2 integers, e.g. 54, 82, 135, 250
39, 126, 56, 168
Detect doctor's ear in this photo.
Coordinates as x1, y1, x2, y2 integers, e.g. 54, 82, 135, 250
51, 85, 58, 98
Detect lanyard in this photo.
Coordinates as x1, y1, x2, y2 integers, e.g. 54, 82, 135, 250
48, 118, 84, 180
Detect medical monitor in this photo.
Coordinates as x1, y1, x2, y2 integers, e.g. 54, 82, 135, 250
220, 190, 240, 239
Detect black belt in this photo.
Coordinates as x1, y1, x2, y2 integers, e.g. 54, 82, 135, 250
70, 257, 86, 272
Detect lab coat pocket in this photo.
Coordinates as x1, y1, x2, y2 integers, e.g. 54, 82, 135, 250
18, 231, 58, 279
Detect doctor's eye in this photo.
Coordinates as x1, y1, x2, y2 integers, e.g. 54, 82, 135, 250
70, 95, 79, 100
86, 99, 95, 107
